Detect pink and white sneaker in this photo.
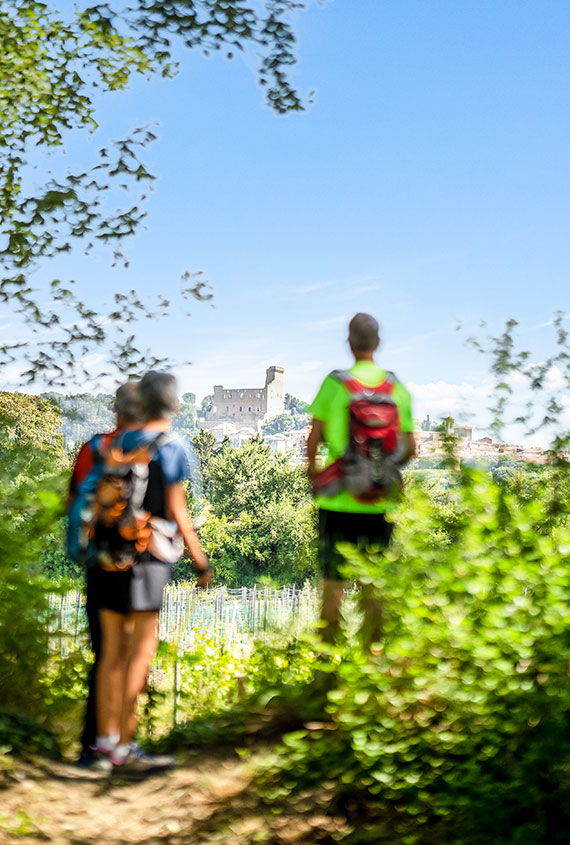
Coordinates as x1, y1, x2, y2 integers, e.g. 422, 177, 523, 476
110, 743, 174, 777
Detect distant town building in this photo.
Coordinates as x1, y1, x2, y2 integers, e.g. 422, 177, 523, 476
203, 366, 285, 429
413, 422, 559, 464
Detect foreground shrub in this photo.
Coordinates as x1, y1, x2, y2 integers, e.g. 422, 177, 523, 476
257, 468, 570, 844
0, 401, 86, 750
149, 635, 324, 749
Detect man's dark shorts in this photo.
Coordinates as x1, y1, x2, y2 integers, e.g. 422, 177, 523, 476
318, 508, 394, 581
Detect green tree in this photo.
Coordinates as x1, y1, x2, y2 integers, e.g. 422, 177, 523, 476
257, 465, 570, 842
284, 393, 309, 414
1, 0, 321, 383
191, 427, 218, 501
174, 392, 198, 438
201, 436, 315, 585
261, 412, 296, 435
43, 392, 115, 450
0, 391, 64, 452
0, 394, 69, 719
200, 394, 214, 415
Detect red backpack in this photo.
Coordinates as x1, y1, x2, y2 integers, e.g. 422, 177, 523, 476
312, 370, 405, 503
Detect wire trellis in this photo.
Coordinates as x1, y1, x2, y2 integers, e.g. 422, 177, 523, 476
48, 583, 319, 652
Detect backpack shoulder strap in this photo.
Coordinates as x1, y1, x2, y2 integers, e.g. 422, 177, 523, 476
377, 371, 397, 392
330, 369, 400, 399
147, 431, 173, 454
89, 432, 111, 463
329, 369, 351, 382
329, 370, 363, 395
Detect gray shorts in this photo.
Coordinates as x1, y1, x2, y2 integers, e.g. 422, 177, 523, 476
92, 556, 172, 614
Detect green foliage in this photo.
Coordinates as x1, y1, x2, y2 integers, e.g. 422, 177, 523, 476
261, 411, 308, 435
0, 391, 64, 451
466, 311, 570, 452
262, 412, 296, 434
1, 1, 317, 384
200, 394, 214, 414
192, 428, 218, 500
43, 391, 114, 449
0, 393, 89, 745
413, 454, 529, 484
262, 394, 309, 434
284, 393, 309, 415
40, 522, 84, 581
0, 712, 60, 759
256, 466, 570, 843
198, 436, 316, 585
0, 398, 68, 720
173, 392, 198, 439
410, 455, 449, 470
152, 635, 323, 752
42, 389, 198, 451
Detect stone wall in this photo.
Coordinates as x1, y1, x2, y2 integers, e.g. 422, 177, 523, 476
204, 365, 285, 426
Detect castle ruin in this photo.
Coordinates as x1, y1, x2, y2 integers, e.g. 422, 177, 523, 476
203, 366, 285, 428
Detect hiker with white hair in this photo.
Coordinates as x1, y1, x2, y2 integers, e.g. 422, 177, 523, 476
307, 313, 415, 646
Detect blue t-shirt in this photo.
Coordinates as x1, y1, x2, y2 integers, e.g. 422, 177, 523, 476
120, 429, 190, 485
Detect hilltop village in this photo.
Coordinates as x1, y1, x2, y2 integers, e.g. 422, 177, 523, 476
199, 367, 556, 465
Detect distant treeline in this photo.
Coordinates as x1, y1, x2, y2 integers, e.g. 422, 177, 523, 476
44, 391, 310, 449
43, 393, 115, 449
43, 391, 200, 450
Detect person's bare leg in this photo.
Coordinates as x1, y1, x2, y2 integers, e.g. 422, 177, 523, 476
118, 611, 159, 746
358, 581, 384, 650
97, 611, 132, 739
320, 579, 345, 644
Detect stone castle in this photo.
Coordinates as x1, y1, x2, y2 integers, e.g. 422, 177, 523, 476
203, 365, 285, 427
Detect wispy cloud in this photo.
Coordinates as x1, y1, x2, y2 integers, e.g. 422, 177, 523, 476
299, 314, 348, 331
534, 314, 569, 329
385, 328, 449, 358
255, 272, 384, 299
350, 283, 384, 295
293, 280, 337, 294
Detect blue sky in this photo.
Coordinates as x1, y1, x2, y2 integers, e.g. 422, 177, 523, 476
9, 0, 570, 440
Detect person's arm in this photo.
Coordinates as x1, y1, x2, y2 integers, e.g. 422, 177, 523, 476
306, 418, 324, 477
400, 432, 416, 464
395, 383, 416, 465
165, 483, 212, 587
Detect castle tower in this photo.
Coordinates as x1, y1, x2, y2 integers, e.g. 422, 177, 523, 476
264, 366, 284, 419
202, 366, 285, 431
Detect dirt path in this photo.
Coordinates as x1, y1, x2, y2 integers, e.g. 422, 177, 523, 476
0, 752, 348, 844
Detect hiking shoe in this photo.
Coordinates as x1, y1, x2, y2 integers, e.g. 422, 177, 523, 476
111, 744, 174, 777
76, 750, 97, 769
75, 749, 113, 775
91, 755, 113, 774
90, 742, 117, 774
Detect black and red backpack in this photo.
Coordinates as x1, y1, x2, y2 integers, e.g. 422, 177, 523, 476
312, 370, 406, 503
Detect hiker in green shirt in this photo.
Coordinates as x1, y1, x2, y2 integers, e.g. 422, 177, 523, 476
307, 313, 415, 644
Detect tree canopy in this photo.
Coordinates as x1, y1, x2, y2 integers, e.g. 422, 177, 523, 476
0, 0, 320, 384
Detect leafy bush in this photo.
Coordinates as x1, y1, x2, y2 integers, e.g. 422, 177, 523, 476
153, 635, 325, 752
0, 712, 60, 759
256, 467, 570, 843
0, 399, 86, 747
199, 437, 316, 585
